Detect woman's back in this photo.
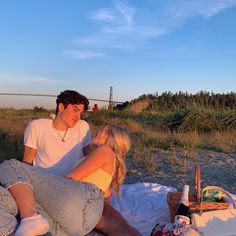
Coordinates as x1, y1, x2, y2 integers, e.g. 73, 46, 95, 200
81, 157, 116, 193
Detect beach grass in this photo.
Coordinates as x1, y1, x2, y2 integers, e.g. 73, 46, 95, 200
0, 107, 236, 174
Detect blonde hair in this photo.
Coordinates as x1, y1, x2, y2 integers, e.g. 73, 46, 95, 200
97, 125, 131, 195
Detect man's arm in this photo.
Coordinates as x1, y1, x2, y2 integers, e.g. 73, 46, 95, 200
82, 144, 90, 156
95, 202, 141, 236
23, 146, 37, 165
82, 122, 92, 156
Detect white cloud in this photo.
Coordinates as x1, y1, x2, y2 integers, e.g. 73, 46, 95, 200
107, 44, 134, 49
0, 73, 63, 84
64, 50, 107, 59
199, 0, 236, 18
114, 0, 135, 28
0, 73, 68, 93
90, 8, 115, 21
67, 0, 236, 59
72, 1, 170, 52
73, 34, 135, 49
73, 35, 115, 48
30, 76, 63, 84
90, 0, 135, 33
166, 0, 236, 19
132, 26, 166, 40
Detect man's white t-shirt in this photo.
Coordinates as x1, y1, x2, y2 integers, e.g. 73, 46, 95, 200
24, 119, 91, 176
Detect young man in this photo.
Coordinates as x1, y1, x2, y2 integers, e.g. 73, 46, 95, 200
0, 90, 140, 236
23, 90, 91, 176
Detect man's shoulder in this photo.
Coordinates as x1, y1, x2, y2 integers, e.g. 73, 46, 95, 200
75, 119, 90, 129
28, 118, 52, 128
24, 119, 52, 138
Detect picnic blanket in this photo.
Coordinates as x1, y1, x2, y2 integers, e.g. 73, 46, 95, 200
88, 183, 236, 236
111, 182, 176, 236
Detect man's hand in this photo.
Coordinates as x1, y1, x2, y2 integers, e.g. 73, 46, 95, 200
83, 144, 91, 156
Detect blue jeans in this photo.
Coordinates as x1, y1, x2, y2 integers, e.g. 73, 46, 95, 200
0, 159, 104, 236
0, 185, 18, 236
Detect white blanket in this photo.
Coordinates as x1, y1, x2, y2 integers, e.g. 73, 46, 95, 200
111, 182, 176, 236
88, 183, 236, 236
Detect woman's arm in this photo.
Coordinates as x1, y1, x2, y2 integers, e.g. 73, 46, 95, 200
65, 144, 114, 181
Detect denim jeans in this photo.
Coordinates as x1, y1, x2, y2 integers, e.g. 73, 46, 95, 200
0, 159, 104, 236
0, 186, 18, 236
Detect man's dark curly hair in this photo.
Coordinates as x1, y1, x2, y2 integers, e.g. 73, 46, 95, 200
55, 90, 89, 114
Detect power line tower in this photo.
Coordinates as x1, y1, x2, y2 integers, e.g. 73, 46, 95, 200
109, 86, 113, 109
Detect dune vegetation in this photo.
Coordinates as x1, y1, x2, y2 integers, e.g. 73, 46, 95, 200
1, 91, 236, 177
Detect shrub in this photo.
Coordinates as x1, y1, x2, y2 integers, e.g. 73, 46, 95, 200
33, 106, 48, 113
179, 110, 220, 132
222, 110, 236, 129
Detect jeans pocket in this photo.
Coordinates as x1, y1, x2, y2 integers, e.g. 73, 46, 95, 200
83, 196, 104, 232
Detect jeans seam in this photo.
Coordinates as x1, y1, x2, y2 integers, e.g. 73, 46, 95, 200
83, 195, 103, 230
5, 181, 33, 191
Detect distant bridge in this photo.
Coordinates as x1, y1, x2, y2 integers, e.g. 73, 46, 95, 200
0, 92, 124, 105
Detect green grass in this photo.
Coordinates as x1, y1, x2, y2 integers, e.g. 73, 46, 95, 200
0, 134, 24, 162
1, 107, 236, 173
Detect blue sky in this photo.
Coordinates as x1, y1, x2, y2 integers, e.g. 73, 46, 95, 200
0, 0, 236, 108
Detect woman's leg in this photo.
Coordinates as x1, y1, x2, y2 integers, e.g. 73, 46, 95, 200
0, 160, 49, 236
0, 188, 67, 236
0, 186, 18, 236
8, 183, 38, 218
0, 159, 104, 236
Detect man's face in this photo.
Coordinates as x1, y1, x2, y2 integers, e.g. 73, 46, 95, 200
59, 103, 84, 128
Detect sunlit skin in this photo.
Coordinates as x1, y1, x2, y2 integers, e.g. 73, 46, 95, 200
23, 103, 89, 164
53, 103, 85, 130
65, 130, 115, 199
11, 122, 140, 235
92, 129, 109, 146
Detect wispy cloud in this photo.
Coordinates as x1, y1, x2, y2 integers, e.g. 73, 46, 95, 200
73, 34, 135, 49
0, 73, 63, 84
72, 1, 164, 51
111, 0, 135, 31
64, 50, 107, 59
90, 0, 135, 33
90, 8, 115, 22
30, 76, 64, 84
198, 0, 236, 18
67, 0, 236, 59
0, 73, 68, 93
165, 0, 236, 19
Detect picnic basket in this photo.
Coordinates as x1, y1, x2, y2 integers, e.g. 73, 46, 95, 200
167, 164, 229, 223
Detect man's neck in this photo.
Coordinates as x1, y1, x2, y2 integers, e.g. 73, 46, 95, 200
52, 117, 67, 131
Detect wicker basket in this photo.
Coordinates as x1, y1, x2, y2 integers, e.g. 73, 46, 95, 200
167, 164, 229, 223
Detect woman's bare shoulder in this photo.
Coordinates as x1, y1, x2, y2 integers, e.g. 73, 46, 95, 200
94, 144, 114, 155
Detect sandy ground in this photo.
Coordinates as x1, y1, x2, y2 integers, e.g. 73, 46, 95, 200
125, 149, 236, 194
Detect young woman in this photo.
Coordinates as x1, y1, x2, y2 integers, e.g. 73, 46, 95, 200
0, 125, 131, 236
66, 124, 130, 200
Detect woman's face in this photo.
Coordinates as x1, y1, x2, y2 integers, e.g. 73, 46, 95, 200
92, 129, 108, 146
